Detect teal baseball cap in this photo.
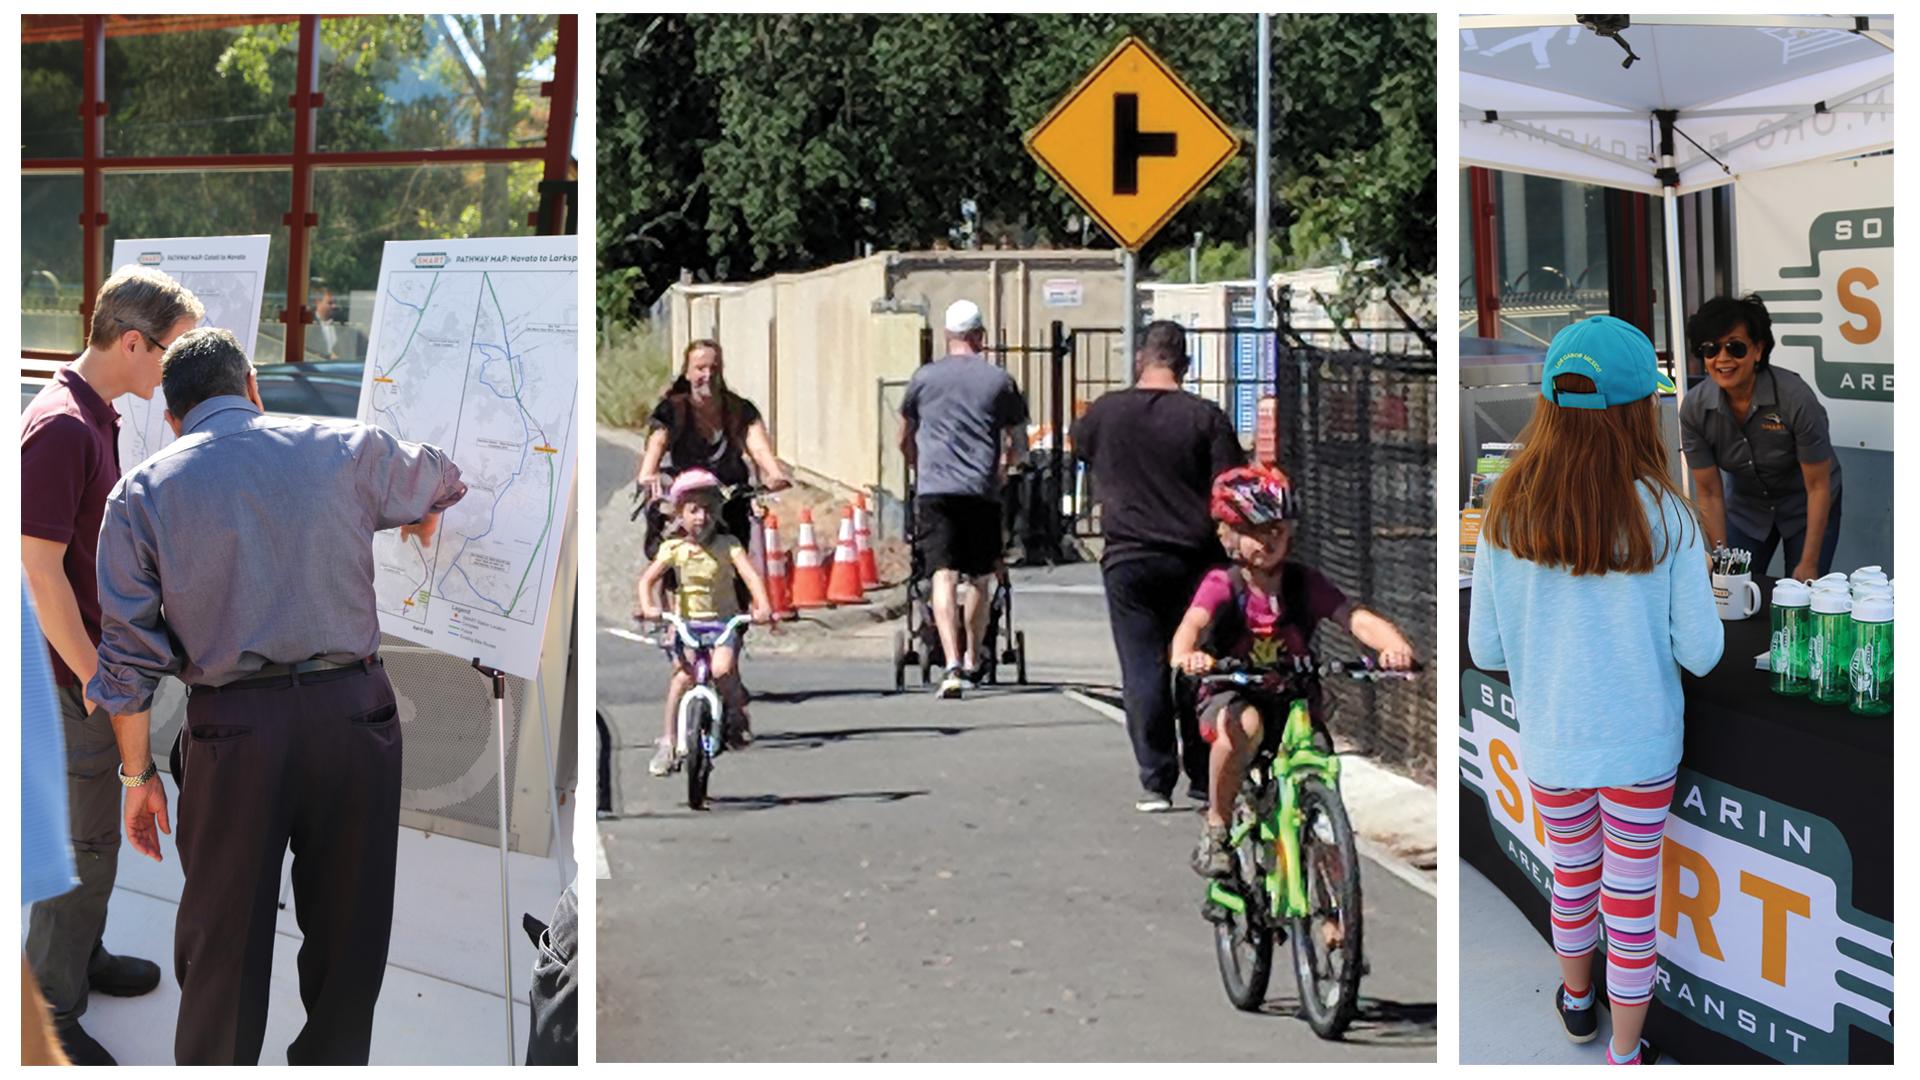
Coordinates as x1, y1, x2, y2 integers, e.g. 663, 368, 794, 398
1540, 316, 1676, 409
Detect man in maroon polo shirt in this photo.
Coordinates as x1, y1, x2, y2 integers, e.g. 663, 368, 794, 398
20, 266, 203, 1066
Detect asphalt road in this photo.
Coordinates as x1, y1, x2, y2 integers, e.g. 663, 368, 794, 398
596, 575, 1436, 1061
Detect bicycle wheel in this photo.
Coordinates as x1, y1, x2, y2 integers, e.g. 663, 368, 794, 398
1290, 777, 1363, 1038
1213, 796, 1274, 1011
685, 698, 714, 810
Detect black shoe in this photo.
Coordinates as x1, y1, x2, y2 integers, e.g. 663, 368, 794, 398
54, 1019, 117, 1066
1556, 982, 1598, 1043
89, 952, 161, 997
1186, 786, 1210, 811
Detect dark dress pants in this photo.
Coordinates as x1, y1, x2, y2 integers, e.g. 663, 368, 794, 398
1102, 551, 1218, 797
173, 663, 402, 1065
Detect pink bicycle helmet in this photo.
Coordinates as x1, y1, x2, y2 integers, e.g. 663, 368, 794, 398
667, 468, 722, 506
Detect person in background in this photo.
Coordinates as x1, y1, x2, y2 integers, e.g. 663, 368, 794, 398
23, 584, 80, 1066
1470, 316, 1722, 1066
897, 299, 1030, 699
91, 328, 468, 1064
20, 266, 201, 1066
635, 339, 790, 552
1681, 293, 1843, 579
1071, 320, 1246, 812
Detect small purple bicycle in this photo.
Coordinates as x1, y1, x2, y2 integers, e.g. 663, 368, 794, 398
649, 612, 752, 810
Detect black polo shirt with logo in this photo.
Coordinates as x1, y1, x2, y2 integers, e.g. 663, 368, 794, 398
1679, 366, 1842, 542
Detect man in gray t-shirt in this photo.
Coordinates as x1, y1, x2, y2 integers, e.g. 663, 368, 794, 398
898, 299, 1029, 699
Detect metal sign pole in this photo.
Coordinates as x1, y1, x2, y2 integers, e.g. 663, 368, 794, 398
1122, 249, 1137, 376
473, 659, 517, 1065
534, 667, 568, 890
1254, 13, 1273, 330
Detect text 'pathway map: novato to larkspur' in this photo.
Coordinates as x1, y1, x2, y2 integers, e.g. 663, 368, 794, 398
357, 236, 579, 679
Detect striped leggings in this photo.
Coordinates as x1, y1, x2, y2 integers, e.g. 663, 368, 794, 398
1528, 772, 1678, 1008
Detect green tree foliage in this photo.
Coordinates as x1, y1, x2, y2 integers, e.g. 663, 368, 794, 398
597, 13, 1435, 323
21, 16, 557, 358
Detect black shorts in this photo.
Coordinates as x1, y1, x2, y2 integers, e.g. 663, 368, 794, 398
914, 495, 1003, 577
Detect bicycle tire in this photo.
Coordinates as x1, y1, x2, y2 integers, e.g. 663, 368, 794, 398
1290, 776, 1363, 1038
1214, 795, 1275, 1011
1015, 631, 1028, 685
685, 698, 713, 810
892, 630, 908, 693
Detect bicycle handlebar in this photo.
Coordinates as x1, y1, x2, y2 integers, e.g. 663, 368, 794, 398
650, 612, 754, 651
1188, 655, 1424, 689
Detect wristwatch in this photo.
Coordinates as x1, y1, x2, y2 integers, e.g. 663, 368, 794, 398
118, 761, 157, 788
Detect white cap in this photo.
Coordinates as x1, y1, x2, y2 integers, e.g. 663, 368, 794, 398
944, 299, 984, 334
1816, 572, 1849, 586
1811, 589, 1852, 615
1851, 567, 1888, 586
1772, 578, 1811, 606
1853, 595, 1893, 623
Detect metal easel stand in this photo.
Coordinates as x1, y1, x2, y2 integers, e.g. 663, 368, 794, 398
472, 658, 517, 1066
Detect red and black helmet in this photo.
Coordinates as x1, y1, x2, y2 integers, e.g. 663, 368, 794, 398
1210, 464, 1299, 529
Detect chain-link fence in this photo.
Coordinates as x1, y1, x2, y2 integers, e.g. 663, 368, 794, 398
1272, 333, 1436, 777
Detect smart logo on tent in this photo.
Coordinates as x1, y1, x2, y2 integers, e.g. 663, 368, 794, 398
1755, 206, 1893, 402
1460, 669, 1893, 1063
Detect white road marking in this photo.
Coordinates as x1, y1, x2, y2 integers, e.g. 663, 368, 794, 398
1059, 688, 1436, 899
596, 832, 611, 880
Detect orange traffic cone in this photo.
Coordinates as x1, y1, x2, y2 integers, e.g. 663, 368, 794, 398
790, 508, 830, 609
763, 511, 797, 620
827, 506, 869, 605
854, 493, 880, 590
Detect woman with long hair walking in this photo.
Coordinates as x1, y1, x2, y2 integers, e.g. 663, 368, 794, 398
1469, 316, 1724, 1065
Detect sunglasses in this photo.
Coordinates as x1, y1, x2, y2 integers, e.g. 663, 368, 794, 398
1695, 339, 1752, 361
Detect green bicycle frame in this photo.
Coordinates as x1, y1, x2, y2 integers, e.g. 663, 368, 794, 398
1207, 696, 1341, 920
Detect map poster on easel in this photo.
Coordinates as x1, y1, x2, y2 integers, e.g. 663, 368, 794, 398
108, 235, 271, 469
355, 235, 580, 680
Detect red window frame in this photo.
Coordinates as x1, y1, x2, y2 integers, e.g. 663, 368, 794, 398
22, 13, 578, 371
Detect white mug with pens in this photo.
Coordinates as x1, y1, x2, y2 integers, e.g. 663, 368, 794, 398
1710, 545, 1761, 620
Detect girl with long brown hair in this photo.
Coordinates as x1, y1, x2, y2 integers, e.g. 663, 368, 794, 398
1468, 316, 1723, 1065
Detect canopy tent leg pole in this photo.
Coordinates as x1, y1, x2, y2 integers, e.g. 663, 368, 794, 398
1657, 110, 1690, 496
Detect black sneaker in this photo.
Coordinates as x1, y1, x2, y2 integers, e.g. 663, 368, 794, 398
1186, 786, 1210, 811
54, 1019, 117, 1066
1134, 790, 1173, 813
1556, 982, 1598, 1043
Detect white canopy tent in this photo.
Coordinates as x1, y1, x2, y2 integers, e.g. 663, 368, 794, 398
1459, 14, 1894, 372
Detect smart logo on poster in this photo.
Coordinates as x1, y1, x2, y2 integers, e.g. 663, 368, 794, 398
1736, 156, 1893, 450
1459, 670, 1892, 1063
1755, 206, 1892, 401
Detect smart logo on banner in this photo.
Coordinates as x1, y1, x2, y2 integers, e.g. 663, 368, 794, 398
1736, 156, 1893, 450
1460, 670, 1893, 1063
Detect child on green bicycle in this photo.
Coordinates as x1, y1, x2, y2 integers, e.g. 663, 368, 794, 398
1169, 465, 1416, 878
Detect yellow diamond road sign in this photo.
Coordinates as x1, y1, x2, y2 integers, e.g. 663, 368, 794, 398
1026, 36, 1242, 252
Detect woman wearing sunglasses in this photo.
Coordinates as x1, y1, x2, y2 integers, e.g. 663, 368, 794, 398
1678, 294, 1843, 581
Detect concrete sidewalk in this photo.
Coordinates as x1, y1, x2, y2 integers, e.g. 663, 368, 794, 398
1460, 861, 1677, 1065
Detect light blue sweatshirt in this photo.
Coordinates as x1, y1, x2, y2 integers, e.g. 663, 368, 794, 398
1469, 484, 1724, 789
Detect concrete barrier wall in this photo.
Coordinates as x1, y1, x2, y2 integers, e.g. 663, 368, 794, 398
662, 249, 1132, 495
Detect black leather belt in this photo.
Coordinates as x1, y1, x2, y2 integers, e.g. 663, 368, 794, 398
190, 655, 381, 696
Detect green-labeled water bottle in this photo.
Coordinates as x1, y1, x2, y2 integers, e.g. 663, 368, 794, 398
1769, 578, 1812, 696
1849, 595, 1893, 717
1808, 589, 1853, 706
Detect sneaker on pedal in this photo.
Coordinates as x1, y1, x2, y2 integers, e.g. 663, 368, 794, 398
937, 667, 966, 699
1556, 982, 1598, 1044
647, 737, 676, 777
1191, 823, 1234, 879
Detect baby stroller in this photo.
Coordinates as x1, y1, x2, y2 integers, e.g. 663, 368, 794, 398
891, 484, 1028, 692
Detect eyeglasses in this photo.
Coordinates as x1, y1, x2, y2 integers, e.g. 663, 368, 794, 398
1695, 339, 1752, 361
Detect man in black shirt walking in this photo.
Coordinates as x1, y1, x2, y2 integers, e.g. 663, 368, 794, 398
1071, 321, 1245, 811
